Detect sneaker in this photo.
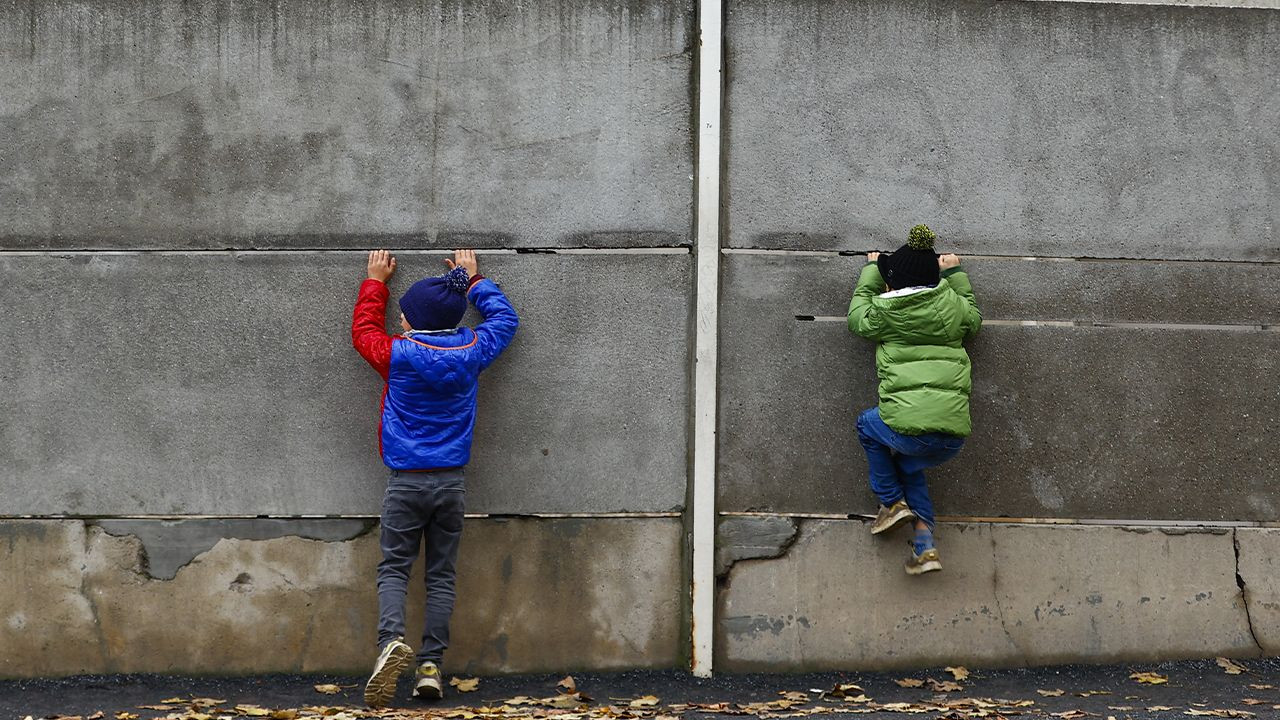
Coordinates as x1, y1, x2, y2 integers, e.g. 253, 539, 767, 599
905, 546, 942, 576
870, 500, 916, 535
364, 637, 413, 707
412, 661, 444, 700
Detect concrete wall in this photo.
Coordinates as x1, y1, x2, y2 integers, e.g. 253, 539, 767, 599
0, 0, 694, 676
714, 0, 1280, 672
3, 0, 1278, 678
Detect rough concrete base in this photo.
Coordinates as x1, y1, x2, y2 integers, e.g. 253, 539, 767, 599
717, 519, 1266, 671
0, 518, 683, 678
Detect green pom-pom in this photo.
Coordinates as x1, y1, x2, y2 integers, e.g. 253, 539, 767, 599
907, 224, 936, 251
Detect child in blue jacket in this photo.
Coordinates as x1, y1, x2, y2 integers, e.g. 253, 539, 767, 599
352, 249, 518, 707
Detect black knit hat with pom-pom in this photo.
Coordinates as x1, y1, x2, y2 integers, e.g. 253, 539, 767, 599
877, 224, 940, 289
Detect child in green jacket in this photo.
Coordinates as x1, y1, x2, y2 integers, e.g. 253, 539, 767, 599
847, 225, 981, 575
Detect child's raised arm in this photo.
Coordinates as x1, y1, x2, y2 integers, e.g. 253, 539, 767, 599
847, 252, 889, 340
447, 249, 518, 371
351, 249, 397, 379
939, 254, 982, 340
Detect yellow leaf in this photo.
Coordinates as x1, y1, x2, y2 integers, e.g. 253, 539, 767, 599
1130, 672, 1169, 685
88, 714, 105, 720
1078, 691, 1112, 697
944, 666, 970, 682
629, 696, 660, 708
234, 705, 272, 717
894, 678, 925, 688
779, 692, 809, 702
160, 699, 187, 705
1248, 684, 1275, 690
926, 679, 963, 693
1147, 707, 1177, 712
1038, 689, 1065, 697
136, 706, 176, 712
189, 699, 225, 709
1216, 657, 1248, 675
270, 711, 298, 720
115, 714, 139, 720
842, 695, 872, 703
450, 677, 481, 693
1242, 700, 1266, 706
557, 676, 577, 695
313, 685, 342, 695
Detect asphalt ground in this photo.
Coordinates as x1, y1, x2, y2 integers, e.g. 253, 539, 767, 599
3, 658, 1278, 720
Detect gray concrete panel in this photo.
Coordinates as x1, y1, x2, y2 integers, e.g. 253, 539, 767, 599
0, 1, 693, 250
718, 520, 1255, 670
724, 253, 1280, 326
724, 0, 1280, 260
0, 517, 684, 676
0, 252, 690, 515
718, 268, 1280, 518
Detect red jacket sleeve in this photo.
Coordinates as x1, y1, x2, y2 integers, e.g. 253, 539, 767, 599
352, 279, 393, 379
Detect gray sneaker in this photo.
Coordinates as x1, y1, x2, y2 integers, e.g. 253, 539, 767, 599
870, 500, 916, 535
364, 637, 412, 708
905, 546, 942, 576
412, 661, 444, 700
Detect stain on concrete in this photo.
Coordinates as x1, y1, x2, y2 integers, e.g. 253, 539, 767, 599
91, 519, 375, 580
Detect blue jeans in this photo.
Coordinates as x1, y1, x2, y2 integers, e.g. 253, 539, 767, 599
377, 468, 465, 664
856, 407, 964, 529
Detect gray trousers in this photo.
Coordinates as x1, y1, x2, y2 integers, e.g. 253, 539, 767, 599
376, 468, 465, 664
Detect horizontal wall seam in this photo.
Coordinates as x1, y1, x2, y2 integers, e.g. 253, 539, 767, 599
722, 511, 1280, 529
797, 316, 1277, 331
1016, 0, 1280, 11
0, 512, 683, 520
722, 248, 1280, 266
0, 247, 692, 257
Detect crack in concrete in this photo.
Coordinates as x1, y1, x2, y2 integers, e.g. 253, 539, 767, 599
90, 519, 377, 580
988, 528, 1030, 667
78, 524, 112, 672
1232, 528, 1265, 655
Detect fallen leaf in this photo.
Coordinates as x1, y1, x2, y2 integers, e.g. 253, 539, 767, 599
1050, 711, 1091, 719
234, 705, 272, 717
1248, 684, 1275, 690
270, 711, 298, 720
894, 678, 925, 688
136, 706, 176, 712
1147, 707, 1177, 712
1184, 711, 1255, 718
779, 692, 810, 702
450, 677, 481, 693
88, 714, 105, 720
1216, 657, 1248, 675
926, 679, 963, 692
1241, 700, 1266, 706
1078, 691, 1112, 697
944, 666, 970, 682
1108, 707, 1135, 712
160, 699, 187, 706
1130, 671, 1169, 685
629, 696, 660, 708
842, 695, 872, 703
557, 676, 577, 694
313, 685, 342, 695
1038, 689, 1066, 697
824, 683, 864, 698
115, 714, 139, 720
189, 699, 226, 709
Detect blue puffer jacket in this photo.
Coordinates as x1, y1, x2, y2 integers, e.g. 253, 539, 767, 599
352, 276, 519, 470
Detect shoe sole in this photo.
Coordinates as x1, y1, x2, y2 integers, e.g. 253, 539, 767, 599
412, 682, 444, 701
905, 559, 942, 576
871, 508, 916, 536
364, 643, 412, 708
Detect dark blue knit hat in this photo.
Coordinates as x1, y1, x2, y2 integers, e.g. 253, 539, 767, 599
399, 267, 470, 331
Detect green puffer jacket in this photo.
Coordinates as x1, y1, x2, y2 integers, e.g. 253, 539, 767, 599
847, 263, 982, 437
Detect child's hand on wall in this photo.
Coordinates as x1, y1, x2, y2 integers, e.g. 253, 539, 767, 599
446, 249, 479, 277
867, 252, 880, 262
367, 249, 397, 282
938, 253, 961, 270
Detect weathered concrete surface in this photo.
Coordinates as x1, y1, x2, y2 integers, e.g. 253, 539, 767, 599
717, 520, 1257, 671
1234, 528, 1280, 655
724, 0, 1280, 260
0, 517, 683, 677
715, 515, 798, 578
0, 0, 693, 249
0, 252, 690, 515
718, 257, 1280, 519
93, 519, 375, 580
724, 253, 1280, 326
